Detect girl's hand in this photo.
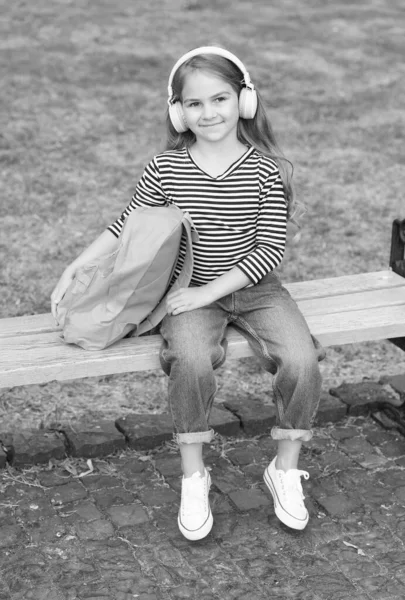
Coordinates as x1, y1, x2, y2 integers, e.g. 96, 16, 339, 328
166, 286, 213, 316
50, 267, 76, 323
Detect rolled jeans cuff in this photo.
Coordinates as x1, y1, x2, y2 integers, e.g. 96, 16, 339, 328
271, 427, 313, 442
174, 429, 215, 445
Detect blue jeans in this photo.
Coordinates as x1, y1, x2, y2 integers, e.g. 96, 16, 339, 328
159, 271, 325, 445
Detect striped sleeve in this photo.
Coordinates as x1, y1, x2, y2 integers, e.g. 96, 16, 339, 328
107, 158, 167, 238
236, 171, 287, 284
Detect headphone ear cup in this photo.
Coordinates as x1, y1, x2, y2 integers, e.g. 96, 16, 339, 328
239, 88, 258, 120
169, 102, 188, 133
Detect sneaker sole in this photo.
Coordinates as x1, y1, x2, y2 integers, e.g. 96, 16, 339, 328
178, 509, 213, 541
263, 468, 309, 530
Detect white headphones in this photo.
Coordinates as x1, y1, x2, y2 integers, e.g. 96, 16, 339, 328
167, 46, 258, 133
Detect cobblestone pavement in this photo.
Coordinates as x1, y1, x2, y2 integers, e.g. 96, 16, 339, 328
1, 414, 405, 600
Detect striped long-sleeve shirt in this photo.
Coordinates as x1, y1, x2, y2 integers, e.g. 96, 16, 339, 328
108, 146, 287, 286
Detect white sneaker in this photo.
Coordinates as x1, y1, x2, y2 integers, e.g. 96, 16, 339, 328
264, 457, 310, 530
178, 469, 213, 541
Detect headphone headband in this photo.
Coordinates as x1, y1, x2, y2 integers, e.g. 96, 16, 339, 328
167, 46, 254, 105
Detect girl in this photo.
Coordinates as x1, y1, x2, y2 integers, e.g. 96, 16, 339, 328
51, 46, 324, 541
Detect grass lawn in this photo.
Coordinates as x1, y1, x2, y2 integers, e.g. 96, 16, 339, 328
1, 0, 404, 430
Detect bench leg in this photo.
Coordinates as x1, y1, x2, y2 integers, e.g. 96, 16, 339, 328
388, 218, 405, 352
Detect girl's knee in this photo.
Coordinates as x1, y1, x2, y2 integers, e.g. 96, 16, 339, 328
160, 336, 226, 376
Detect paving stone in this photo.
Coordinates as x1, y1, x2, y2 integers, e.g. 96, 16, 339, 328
339, 435, 375, 457
0, 431, 66, 467
220, 396, 277, 436
26, 515, 66, 544
394, 486, 405, 503
211, 492, 234, 514
315, 449, 354, 471
107, 504, 149, 528
3, 484, 44, 504
338, 557, 379, 580
365, 428, 398, 446
66, 501, 104, 523
137, 486, 178, 506
370, 508, 403, 530
115, 413, 173, 450
92, 487, 135, 509
209, 405, 241, 437
164, 476, 182, 494
377, 438, 405, 459
317, 494, 360, 517
61, 420, 126, 459
154, 455, 181, 478
352, 483, 392, 508
314, 392, 347, 425
195, 563, 257, 598
242, 463, 267, 481
48, 481, 88, 506
37, 469, 73, 488
114, 456, 148, 477
335, 467, 373, 489
168, 584, 205, 599
80, 474, 123, 491
310, 476, 342, 500
235, 556, 290, 580
329, 381, 396, 416
347, 530, 398, 558
13, 585, 65, 600
381, 373, 405, 399
152, 543, 198, 578
290, 553, 335, 577
301, 572, 357, 597
228, 488, 269, 511
358, 453, 390, 469
374, 550, 405, 579
375, 469, 403, 488
330, 425, 359, 441
211, 466, 249, 494
0, 524, 25, 548
74, 519, 115, 541
14, 497, 57, 524
305, 436, 334, 455
0, 505, 15, 527
358, 575, 405, 599
226, 444, 267, 466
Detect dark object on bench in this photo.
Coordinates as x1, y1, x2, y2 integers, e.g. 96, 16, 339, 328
389, 218, 405, 351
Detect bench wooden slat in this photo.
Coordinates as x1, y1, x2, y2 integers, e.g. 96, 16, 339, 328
1, 302, 405, 389
285, 270, 404, 300
0, 270, 402, 338
298, 287, 405, 316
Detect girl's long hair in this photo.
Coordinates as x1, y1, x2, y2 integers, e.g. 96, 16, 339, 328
165, 52, 301, 224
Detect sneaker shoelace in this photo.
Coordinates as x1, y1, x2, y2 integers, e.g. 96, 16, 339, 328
279, 469, 309, 504
181, 472, 207, 517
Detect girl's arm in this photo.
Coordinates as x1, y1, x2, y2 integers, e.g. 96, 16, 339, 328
51, 230, 119, 321
167, 170, 288, 316
166, 266, 251, 316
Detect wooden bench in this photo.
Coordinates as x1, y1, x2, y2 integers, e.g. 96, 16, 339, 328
1, 220, 405, 390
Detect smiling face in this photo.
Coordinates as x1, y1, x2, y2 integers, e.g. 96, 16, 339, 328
181, 69, 240, 145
